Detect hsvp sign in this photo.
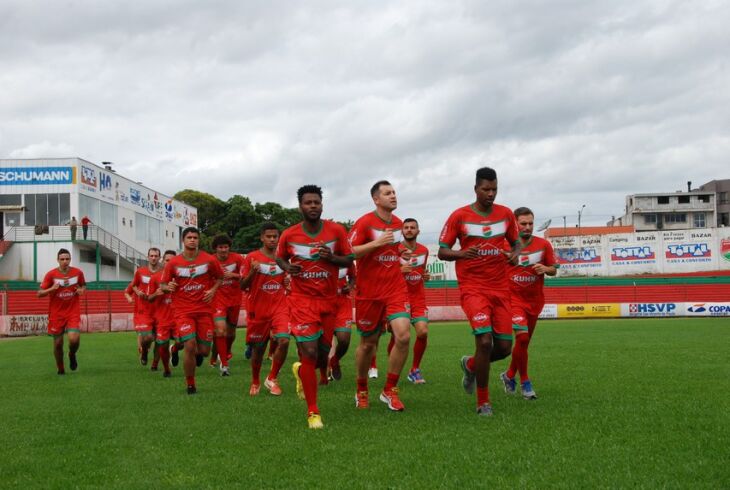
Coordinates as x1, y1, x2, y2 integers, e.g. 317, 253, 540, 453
628, 303, 678, 317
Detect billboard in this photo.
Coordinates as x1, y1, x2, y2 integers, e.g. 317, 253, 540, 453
624, 303, 680, 317
557, 303, 621, 318
0, 167, 76, 185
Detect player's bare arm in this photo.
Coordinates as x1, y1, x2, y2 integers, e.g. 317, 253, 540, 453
37, 281, 61, 298
438, 245, 480, 261
202, 278, 223, 303
239, 259, 260, 289
76, 286, 86, 296
533, 263, 557, 276
318, 244, 354, 267
276, 257, 301, 275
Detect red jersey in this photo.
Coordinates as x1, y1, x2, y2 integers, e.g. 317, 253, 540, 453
439, 203, 519, 292
160, 251, 224, 315
241, 250, 286, 314
508, 236, 558, 308
213, 252, 245, 308
277, 221, 353, 299
125, 266, 158, 317
337, 264, 356, 296
349, 211, 407, 300
399, 241, 429, 298
40, 267, 86, 319
149, 270, 175, 326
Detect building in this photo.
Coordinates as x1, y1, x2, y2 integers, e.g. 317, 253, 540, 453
0, 158, 197, 282
611, 186, 716, 232
697, 179, 730, 227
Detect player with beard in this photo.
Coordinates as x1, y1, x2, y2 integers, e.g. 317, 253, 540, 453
438, 167, 520, 416
500, 207, 557, 400
124, 248, 163, 368
161, 227, 223, 394
38, 249, 86, 374
277, 185, 354, 429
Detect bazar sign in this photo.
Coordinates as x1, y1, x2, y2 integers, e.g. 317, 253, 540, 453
0, 167, 76, 185
558, 304, 621, 318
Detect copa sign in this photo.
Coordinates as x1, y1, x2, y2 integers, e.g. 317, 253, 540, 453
684, 302, 730, 317
0, 167, 76, 185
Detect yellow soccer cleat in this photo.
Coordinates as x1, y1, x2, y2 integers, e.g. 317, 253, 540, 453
307, 412, 323, 430
292, 361, 305, 400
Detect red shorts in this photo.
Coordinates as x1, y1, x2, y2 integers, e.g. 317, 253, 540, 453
334, 295, 353, 332
47, 314, 81, 337
214, 304, 241, 327
288, 296, 335, 344
511, 301, 541, 336
246, 306, 290, 345
155, 323, 175, 343
134, 314, 155, 335
355, 287, 410, 336
175, 312, 214, 345
409, 293, 428, 324
460, 290, 512, 340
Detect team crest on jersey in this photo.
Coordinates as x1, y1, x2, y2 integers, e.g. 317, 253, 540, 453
53, 276, 79, 288
223, 263, 238, 273
176, 263, 208, 278
259, 263, 284, 276
140, 275, 151, 284
338, 267, 348, 279
289, 240, 336, 260
371, 228, 403, 244
463, 221, 507, 239
519, 251, 544, 267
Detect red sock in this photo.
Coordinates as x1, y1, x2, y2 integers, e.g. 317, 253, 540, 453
269, 358, 283, 380
329, 356, 339, 368
370, 353, 377, 369
384, 372, 399, 392
387, 335, 395, 355
158, 345, 170, 372
300, 357, 318, 414
319, 366, 328, 383
215, 337, 229, 367
412, 336, 427, 370
251, 360, 262, 385
186, 375, 195, 387
477, 386, 490, 406
56, 361, 65, 372
509, 334, 530, 382
357, 376, 368, 392
268, 339, 278, 358
226, 335, 235, 352
466, 356, 475, 372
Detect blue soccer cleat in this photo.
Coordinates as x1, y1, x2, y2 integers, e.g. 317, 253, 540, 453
521, 380, 537, 400
460, 356, 475, 394
500, 371, 516, 394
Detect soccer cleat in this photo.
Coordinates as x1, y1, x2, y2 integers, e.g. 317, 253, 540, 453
150, 365, 159, 372
264, 377, 282, 396
319, 376, 329, 386
407, 368, 426, 384
220, 366, 231, 377
460, 356, 475, 395
379, 387, 405, 411
244, 344, 253, 360
57, 369, 65, 375
163, 371, 172, 378
307, 412, 324, 430
476, 403, 493, 416
355, 391, 369, 409
170, 345, 179, 367
249, 383, 261, 396
521, 380, 538, 400
329, 363, 342, 381
292, 362, 305, 400
500, 371, 516, 394
140, 348, 148, 366
187, 385, 197, 395
195, 354, 204, 367
69, 353, 78, 371
368, 367, 379, 379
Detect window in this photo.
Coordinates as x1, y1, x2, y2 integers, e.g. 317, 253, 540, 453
0, 194, 21, 206
644, 214, 657, 224
720, 213, 729, 227
665, 213, 687, 223
693, 213, 706, 228
21, 193, 71, 226
718, 192, 728, 204
135, 212, 161, 245
698, 194, 711, 203
24, 194, 35, 225
80, 195, 117, 234
678, 195, 690, 204
657, 196, 670, 204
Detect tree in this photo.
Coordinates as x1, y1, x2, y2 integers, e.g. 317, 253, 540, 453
174, 189, 226, 233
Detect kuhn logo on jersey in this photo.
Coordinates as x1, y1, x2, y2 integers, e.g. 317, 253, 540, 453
262, 280, 282, 294
665, 243, 711, 258
511, 272, 537, 286
376, 251, 400, 267
182, 283, 204, 292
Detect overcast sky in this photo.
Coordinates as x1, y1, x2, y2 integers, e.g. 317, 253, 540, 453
2, 1, 729, 242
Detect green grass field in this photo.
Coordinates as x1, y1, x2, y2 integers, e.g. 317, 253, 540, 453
1, 319, 728, 489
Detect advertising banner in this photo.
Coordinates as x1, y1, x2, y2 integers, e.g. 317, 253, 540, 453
662, 230, 715, 273
622, 303, 681, 317
539, 304, 558, 319
0, 167, 76, 186
683, 302, 730, 317
557, 303, 621, 318
1, 315, 49, 336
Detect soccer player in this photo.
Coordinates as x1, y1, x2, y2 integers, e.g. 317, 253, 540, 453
161, 227, 223, 394
148, 250, 179, 377
124, 248, 163, 367
240, 222, 290, 396
210, 234, 245, 376
500, 207, 557, 400
400, 218, 431, 384
38, 248, 86, 374
349, 180, 412, 411
438, 167, 520, 416
277, 185, 353, 429
326, 264, 355, 382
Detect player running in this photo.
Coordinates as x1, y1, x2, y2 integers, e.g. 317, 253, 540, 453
277, 185, 354, 429
438, 167, 520, 416
349, 180, 412, 411
124, 248, 163, 368
38, 248, 86, 375
148, 250, 179, 377
240, 222, 290, 397
161, 227, 223, 394
500, 207, 558, 400
209, 234, 245, 376
399, 218, 431, 384
326, 264, 355, 382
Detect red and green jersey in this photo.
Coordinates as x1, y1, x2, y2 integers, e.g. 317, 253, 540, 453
399, 241, 429, 298
149, 270, 175, 326
439, 203, 519, 292
337, 264, 356, 296
508, 236, 558, 306
213, 252, 245, 308
40, 267, 86, 319
277, 221, 353, 299
161, 251, 224, 316
349, 211, 407, 300
125, 266, 158, 317
242, 249, 286, 314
